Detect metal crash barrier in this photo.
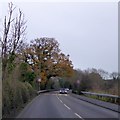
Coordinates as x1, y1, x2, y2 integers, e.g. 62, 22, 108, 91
81, 91, 120, 104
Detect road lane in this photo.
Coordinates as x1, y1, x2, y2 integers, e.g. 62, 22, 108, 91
17, 91, 119, 119
17, 92, 77, 118
57, 93, 118, 118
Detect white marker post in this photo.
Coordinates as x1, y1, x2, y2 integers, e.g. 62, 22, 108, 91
38, 78, 41, 91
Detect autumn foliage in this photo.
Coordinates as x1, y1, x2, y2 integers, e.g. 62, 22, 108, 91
20, 38, 74, 89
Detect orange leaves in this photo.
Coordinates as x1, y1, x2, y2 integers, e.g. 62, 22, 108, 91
40, 71, 47, 83
21, 37, 74, 84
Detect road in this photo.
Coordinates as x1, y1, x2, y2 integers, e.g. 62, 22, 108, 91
17, 91, 119, 119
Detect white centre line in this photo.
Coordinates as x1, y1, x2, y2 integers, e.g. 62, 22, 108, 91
60, 99, 63, 103
57, 96, 60, 100
56, 95, 83, 119
64, 104, 71, 110
57, 96, 63, 103
74, 113, 83, 119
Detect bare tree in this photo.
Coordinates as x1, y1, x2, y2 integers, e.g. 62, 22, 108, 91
2, 3, 14, 58
98, 69, 109, 79
1, 2, 27, 80
110, 72, 119, 80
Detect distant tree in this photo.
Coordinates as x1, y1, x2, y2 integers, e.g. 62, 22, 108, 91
80, 72, 92, 91
110, 72, 119, 80
64, 80, 71, 88
98, 69, 109, 79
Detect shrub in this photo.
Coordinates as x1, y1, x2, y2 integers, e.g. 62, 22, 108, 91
2, 79, 35, 117
24, 82, 35, 98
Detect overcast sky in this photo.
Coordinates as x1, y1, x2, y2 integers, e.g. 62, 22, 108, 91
1, 1, 118, 73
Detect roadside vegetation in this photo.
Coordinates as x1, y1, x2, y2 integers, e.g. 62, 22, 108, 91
1, 3, 74, 117
64, 69, 119, 104
69, 69, 119, 96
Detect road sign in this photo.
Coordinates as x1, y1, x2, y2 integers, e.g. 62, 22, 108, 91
38, 78, 41, 82
77, 80, 80, 84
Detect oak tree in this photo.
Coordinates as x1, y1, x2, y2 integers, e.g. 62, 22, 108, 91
22, 38, 74, 88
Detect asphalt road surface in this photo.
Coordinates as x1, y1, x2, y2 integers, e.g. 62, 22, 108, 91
17, 91, 119, 119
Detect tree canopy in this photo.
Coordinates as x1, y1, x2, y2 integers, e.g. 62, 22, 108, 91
20, 38, 74, 88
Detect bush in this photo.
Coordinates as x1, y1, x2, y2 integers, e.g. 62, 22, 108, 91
24, 82, 36, 98
19, 82, 30, 103
2, 79, 36, 117
3, 80, 11, 114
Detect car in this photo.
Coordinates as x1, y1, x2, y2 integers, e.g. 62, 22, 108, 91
59, 88, 68, 94
65, 88, 69, 91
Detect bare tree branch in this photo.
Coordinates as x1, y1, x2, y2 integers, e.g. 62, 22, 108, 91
2, 2, 27, 80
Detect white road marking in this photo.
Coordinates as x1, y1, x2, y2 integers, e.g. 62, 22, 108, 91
56, 95, 83, 119
52, 94, 57, 95
57, 96, 63, 103
64, 104, 71, 110
60, 100, 63, 103
74, 113, 83, 119
57, 96, 60, 100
